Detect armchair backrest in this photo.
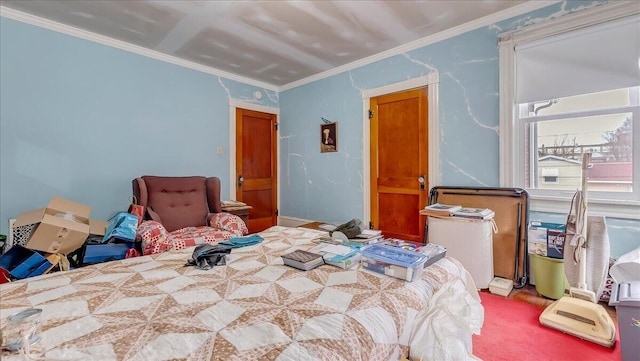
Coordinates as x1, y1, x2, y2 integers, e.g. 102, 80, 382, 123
132, 176, 222, 232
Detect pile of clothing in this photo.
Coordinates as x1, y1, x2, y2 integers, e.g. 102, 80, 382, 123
186, 235, 263, 270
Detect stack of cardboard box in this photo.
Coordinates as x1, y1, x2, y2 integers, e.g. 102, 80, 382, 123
0, 197, 107, 283
528, 222, 566, 259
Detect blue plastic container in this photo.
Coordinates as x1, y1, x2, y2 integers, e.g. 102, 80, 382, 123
0, 245, 52, 280
83, 243, 134, 264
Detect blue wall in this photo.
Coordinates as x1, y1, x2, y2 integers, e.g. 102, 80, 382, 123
0, 18, 277, 231
1, 2, 638, 258
278, 0, 640, 258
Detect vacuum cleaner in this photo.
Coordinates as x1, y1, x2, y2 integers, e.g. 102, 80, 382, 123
539, 153, 616, 348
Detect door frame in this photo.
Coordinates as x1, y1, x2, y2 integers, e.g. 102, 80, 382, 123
228, 99, 280, 213
361, 72, 441, 224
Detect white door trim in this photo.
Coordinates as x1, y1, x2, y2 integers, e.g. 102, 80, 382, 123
228, 100, 280, 211
361, 72, 440, 225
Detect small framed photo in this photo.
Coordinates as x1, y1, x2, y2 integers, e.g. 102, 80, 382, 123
320, 122, 338, 153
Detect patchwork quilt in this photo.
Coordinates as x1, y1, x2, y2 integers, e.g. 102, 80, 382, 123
1, 226, 476, 360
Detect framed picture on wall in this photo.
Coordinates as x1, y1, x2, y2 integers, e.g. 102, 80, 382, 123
320, 122, 338, 153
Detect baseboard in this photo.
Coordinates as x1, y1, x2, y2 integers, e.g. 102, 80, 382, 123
278, 216, 316, 228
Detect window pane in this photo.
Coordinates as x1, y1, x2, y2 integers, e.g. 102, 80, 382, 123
501, 5, 640, 217
527, 112, 633, 193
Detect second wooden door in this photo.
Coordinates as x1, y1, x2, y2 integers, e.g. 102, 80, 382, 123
369, 88, 429, 242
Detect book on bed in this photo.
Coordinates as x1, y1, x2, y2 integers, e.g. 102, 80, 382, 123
281, 249, 325, 270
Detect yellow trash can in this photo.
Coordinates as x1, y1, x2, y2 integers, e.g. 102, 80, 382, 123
530, 254, 569, 299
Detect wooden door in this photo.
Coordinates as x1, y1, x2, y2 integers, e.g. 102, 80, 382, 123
235, 108, 277, 233
370, 88, 428, 242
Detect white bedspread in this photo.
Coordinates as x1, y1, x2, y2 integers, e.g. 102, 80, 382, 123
1, 226, 480, 360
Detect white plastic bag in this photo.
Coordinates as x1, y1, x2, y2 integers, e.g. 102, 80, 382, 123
610, 246, 640, 283
409, 280, 484, 361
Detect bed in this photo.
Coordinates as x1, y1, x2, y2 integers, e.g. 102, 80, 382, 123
1, 226, 481, 360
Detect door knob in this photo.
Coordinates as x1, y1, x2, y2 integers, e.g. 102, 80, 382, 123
418, 174, 426, 190
238, 175, 244, 187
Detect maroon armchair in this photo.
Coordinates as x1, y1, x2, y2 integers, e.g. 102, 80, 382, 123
133, 176, 222, 232
132, 176, 249, 255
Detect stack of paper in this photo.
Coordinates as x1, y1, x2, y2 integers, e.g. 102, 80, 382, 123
420, 203, 462, 217
308, 243, 361, 269
452, 207, 495, 220
352, 229, 383, 244
222, 200, 247, 207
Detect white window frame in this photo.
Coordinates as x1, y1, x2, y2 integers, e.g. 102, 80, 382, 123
499, 2, 640, 220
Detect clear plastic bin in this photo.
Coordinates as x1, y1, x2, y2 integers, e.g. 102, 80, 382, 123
361, 244, 428, 282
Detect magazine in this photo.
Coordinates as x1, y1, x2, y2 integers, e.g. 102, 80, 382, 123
221, 200, 247, 207
452, 207, 495, 219
420, 203, 462, 217
355, 229, 382, 238
308, 243, 361, 269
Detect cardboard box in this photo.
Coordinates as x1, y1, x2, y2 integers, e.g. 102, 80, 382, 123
546, 227, 566, 259
14, 197, 105, 255
489, 276, 514, 297
528, 222, 566, 259
528, 225, 548, 256
89, 219, 108, 239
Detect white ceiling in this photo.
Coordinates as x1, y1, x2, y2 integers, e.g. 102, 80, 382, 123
2, 0, 534, 88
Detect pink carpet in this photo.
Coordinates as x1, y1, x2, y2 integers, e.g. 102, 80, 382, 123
473, 292, 621, 361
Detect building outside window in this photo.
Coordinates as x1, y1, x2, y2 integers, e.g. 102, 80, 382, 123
540, 166, 561, 186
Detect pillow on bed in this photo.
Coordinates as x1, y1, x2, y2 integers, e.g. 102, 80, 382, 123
137, 220, 172, 255
209, 213, 249, 236
169, 227, 237, 251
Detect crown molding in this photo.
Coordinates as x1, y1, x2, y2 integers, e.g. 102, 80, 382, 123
499, 0, 640, 45
0, 6, 279, 92
279, 1, 560, 91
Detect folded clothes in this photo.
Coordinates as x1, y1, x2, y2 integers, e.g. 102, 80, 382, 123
185, 244, 232, 270
219, 234, 264, 248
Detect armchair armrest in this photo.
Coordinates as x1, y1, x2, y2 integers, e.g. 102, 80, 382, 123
137, 220, 173, 255
209, 213, 249, 236
206, 212, 218, 225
